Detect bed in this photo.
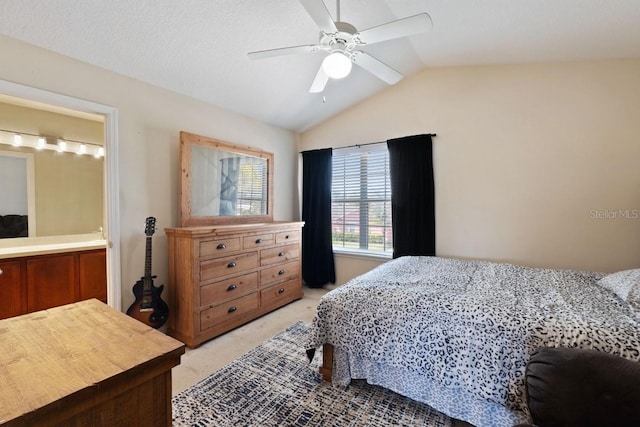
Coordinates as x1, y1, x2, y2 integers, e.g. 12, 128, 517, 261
306, 256, 640, 427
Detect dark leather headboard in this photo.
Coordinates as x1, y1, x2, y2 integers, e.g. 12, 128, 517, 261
0, 214, 29, 238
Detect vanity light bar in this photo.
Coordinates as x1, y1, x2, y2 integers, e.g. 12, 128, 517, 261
0, 129, 104, 158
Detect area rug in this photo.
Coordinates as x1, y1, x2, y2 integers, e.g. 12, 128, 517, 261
172, 321, 454, 426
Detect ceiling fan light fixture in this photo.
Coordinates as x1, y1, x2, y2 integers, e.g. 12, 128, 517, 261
322, 51, 352, 79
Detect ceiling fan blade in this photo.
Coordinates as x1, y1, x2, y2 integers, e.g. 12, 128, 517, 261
248, 44, 318, 60
309, 65, 329, 93
352, 51, 403, 85
299, 0, 337, 34
355, 13, 433, 45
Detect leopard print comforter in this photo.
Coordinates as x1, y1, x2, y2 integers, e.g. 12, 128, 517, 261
307, 256, 640, 427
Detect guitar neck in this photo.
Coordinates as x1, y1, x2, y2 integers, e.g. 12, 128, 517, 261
144, 235, 153, 280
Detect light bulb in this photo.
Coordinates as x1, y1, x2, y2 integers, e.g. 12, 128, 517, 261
37, 137, 46, 149
78, 144, 87, 155
322, 52, 352, 79
57, 139, 66, 153
13, 134, 22, 147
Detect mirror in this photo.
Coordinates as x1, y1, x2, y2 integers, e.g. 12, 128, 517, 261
180, 131, 273, 226
0, 150, 34, 238
0, 99, 104, 240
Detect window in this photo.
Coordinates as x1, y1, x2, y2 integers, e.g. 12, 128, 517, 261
331, 146, 392, 255
236, 158, 267, 215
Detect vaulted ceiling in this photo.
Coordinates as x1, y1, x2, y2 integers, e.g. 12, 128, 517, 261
1, 0, 639, 132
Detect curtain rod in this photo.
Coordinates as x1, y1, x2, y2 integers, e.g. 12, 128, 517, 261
333, 133, 437, 151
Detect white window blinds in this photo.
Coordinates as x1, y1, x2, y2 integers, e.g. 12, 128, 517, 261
236, 158, 267, 215
331, 145, 393, 254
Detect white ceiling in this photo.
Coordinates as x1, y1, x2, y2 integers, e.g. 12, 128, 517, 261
1, 0, 639, 132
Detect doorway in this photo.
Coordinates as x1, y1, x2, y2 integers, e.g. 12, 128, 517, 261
0, 80, 122, 310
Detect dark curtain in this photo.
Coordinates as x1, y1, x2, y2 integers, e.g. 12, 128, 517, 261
301, 148, 336, 287
387, 134, 435, 258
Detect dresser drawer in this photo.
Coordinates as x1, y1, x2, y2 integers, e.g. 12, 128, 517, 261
200, 252, 258, 282
260, 260, 300, 286
243, 233, 274, 249
200, 292, 259, 331
260, 279, 302, 309
260, 244, 299, 266
275, 229, 300, 244
200, 272, 258, 308
200, 237, 241, 257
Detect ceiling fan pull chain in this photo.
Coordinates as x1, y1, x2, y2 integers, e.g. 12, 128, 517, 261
336, 0, 340, 23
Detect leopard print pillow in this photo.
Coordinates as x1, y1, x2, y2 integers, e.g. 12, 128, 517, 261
598, 268, 640, 309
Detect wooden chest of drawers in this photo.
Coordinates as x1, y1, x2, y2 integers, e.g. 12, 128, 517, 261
165, 221, 304, 348
0, 299, 184, 427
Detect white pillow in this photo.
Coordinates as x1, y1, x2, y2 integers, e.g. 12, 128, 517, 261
598, 268, 640, 308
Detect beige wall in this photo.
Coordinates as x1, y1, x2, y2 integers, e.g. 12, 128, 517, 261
33, 149, 104, 236
0, 35, 299, 309
0, 102, 104, 236
334, 254, 386, 287
0, 100, 104, 144
3, 31, 638, 298
301, 59, 640, 280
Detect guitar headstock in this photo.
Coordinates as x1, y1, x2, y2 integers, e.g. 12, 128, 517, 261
145, 217, 157, 237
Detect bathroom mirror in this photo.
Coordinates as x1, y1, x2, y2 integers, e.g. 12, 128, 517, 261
179, 131, 273, 226
0, 99, 104, 239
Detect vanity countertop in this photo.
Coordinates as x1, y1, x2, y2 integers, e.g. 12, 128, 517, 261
0, 234, 107, 259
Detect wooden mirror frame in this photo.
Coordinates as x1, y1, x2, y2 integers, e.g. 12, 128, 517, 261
179, 131, 274, 226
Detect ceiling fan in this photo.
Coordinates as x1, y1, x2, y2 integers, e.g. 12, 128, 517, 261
247, 0, 433, 93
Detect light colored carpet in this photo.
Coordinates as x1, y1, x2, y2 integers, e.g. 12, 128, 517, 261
171, 286, 330, 395
172, 321, 455, 427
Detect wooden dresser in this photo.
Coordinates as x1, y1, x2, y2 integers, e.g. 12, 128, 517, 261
165, 221, 304, 348
0, 299, 184, 427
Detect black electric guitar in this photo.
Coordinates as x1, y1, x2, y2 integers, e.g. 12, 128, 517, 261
126, 217, 169, 328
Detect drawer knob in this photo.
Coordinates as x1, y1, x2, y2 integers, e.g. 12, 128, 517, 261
216, 243, 227, 250
228, 306, 237, 313
227, 284, 237, 291
278, 252, 285, 257
285, 235, 290, 239
227, 262, 237, 268
278, 288, 285, 294
278, 269, 285, 275
0, 268, 3, 276
255, 238, 263, 244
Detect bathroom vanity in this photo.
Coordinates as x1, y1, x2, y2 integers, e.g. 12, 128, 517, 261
0, 237, 107, 319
